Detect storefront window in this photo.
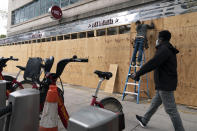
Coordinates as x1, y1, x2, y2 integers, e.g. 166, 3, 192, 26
107, 27, 118, 35
87, 31, 94, 38
61, 0, 70, 7
11, 0, 84, 25
119, 25, 130, 34
96, 29, 106, 36
79, 32, 86, 38
71, 33, 77, 39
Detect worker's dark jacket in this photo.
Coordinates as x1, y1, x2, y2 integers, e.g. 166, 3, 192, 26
136, 41, 179, 91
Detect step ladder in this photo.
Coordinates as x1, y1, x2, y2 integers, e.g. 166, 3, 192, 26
122, 52, 150, 104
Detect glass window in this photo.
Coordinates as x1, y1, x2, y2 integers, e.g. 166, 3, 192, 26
87, 31, 94, 38
46, 37, 51, 42
11, 0, 83, 25
40, 0, 46, 15
46, 0, 53, 10
52, 37, 56, 41
70, 0, 80, 4
29, 5, 34, 19
11, 12, 15, 25
34, 2, 40, 17
37, 39, 41, 43
57, 35, 63, 40
41, 38, 46, 42
61, 0, 69, 7
71, 33, 77, 39
119, 25, 131, 34
96, 29, 106, 36
64, 34, 70, 40
79, 32, 86, 38
24, 6, 29, 19
20, 7, 25, 22
107, 27, 118, 35
52, 0, 60, 6
15, 10, 20, 24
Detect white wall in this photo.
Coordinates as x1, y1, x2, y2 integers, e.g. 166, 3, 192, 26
0, 11, 8, 35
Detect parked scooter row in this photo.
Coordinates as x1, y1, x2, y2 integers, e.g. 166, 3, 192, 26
0, 55, 125, 130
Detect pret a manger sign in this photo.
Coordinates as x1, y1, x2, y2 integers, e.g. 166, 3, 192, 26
49, 5, 62, 20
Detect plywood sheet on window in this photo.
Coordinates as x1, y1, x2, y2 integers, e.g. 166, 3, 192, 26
1, 11, 197, 106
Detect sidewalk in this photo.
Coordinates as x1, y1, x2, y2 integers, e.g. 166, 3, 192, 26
4, 72, 197, 131
58, 84, 197, 131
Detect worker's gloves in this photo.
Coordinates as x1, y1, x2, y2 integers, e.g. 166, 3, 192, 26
129, 73, 140, 81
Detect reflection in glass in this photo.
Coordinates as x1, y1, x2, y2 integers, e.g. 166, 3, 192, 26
11, 0, 83, 25
119, 25, 130, 34
107, 27, 117, 35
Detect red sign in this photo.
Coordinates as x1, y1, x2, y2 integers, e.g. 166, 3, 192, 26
49, 5, 62, 20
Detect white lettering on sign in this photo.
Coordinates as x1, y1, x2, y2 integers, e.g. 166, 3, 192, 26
53, 10, 60, 16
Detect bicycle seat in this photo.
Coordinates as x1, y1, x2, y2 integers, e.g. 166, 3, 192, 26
16, 66, 26, 71
94, 70, 113, 80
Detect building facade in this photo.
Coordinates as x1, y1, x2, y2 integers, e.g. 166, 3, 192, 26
1, 0, 197, 106
1, 0, 197, 44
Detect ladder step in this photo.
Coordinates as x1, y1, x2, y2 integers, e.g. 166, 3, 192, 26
122, 51, 149, 103
130, 65, 141, 68
127, 82, 139, 86
125, 91, 138, 95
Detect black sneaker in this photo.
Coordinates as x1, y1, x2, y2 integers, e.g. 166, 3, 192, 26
136, 115, 146, 127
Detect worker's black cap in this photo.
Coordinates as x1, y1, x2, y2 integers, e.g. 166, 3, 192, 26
135, 20, 141, 24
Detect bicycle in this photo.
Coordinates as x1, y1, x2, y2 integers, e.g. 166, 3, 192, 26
19, 55, 125, 130
18, 55, 87, 127
0, 56, 24, 98
90, 70, 125, 130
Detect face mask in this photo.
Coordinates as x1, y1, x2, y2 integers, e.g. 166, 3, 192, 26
156, 39, 160, 46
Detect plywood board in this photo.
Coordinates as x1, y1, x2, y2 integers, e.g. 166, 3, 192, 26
104, 64, 118, 93
1, 11, 197, 106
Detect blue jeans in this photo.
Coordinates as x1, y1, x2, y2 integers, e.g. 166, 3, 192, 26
131, 38, 144, 63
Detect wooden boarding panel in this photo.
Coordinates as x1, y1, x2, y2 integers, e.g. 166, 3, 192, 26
163, 11, 197, 29
1, 11, 197, 106
104, 64, 118, 93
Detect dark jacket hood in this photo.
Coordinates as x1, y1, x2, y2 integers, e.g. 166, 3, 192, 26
156, 41, 179, 54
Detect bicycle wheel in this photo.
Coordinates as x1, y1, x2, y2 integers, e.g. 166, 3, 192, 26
100, 97, 123, 113
100, 97, 125, 130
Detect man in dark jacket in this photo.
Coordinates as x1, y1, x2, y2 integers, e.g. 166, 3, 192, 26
130, 30, 185, 131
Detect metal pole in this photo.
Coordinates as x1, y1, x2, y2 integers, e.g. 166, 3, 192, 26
0, 80, 7, 129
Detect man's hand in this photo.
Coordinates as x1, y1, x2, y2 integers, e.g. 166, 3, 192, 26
129, 73, 140, 81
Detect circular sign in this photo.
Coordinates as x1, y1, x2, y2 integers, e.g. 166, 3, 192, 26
49, 5, 62, 20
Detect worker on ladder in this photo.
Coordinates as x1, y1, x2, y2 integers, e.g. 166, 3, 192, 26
122, 19, 154, 103
131, 20, 154, 66
130, 30, 185, 131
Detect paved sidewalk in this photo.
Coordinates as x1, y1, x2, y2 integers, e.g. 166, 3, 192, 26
4, 72, 197, 131
58, 84, 197, 131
